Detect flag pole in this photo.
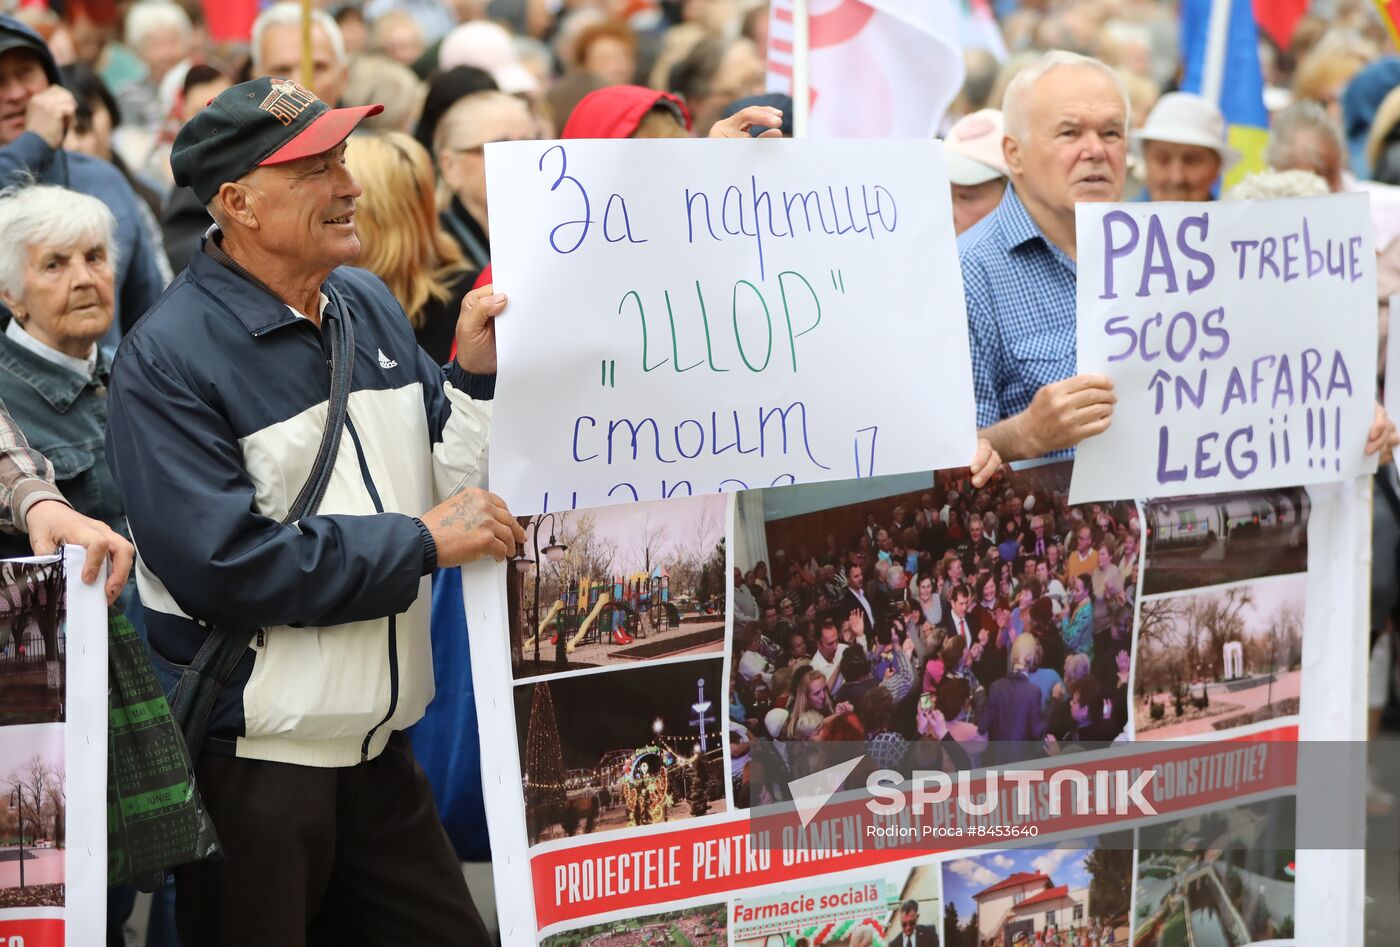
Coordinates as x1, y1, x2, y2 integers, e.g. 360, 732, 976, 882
1201, 0, 1231, 106
300, 0, 314, 90
792, 0, 810, 138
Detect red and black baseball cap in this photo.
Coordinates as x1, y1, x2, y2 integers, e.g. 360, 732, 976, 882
171, 77, 383, 204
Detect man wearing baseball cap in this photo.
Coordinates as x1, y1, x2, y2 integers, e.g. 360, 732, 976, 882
1135, 92, 1240, 202
105, 77, 524, 944
944, 108, 1009, 235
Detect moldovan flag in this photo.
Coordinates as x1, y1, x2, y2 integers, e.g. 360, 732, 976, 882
766, 0, 965, 138
1180, 0, 1269, 189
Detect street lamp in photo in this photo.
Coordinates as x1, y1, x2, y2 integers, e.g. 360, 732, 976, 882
515, 512, 568, 670
1267, 625, 1278, 709
511, 549, 534, 668
553, 559, 574, 674
8, 787, 24, 889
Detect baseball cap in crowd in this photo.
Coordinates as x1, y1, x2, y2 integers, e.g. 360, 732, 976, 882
1135, 92, 1241, 170
944, 108, 1009, 186
171, 77, 383, 204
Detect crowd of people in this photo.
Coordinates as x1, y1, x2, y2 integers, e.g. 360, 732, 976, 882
729, 467, 1137, 806
0, 0, 1398, 944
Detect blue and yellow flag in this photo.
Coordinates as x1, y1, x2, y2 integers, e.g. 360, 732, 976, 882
1180, 0, 1270, 189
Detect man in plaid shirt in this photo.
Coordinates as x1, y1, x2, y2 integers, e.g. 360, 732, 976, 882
960, 51, 1125, 462
0, 397, 132, 602
964, 51, 1400, 464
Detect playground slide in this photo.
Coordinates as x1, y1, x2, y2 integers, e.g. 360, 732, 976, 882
567, 594, 612, 653
523, 599, 565, 650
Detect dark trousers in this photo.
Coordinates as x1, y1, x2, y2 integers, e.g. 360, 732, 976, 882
175, 732, 489, 946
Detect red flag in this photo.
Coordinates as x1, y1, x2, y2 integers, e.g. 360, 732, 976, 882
1252, 0, 1307, 49
202, 0, 260, 44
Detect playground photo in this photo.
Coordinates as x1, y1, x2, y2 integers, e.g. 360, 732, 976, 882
514, 657, 725, 845
0, 559, 67, 728
1141, 488, 1309, 597
730, 863, 939, 946
941, 838, 1132, 947
1133, 800, 1296, 946
1133, 575, 1306, 739
540, 902, 727, 947
510, 494, 727, 680
0, 724, 65, 909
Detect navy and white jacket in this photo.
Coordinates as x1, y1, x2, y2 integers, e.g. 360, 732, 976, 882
106, 233, 492, 768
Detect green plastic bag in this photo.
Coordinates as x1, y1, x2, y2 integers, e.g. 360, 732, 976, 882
107, 614, 220, 889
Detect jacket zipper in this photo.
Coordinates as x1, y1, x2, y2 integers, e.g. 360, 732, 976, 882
343, 415, 401, 763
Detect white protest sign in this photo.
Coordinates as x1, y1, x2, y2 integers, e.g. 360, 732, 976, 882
1070, 194, 1378, 502
485, 139, 977, 514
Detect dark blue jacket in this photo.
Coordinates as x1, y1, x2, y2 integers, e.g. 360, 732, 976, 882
0, 332, 122, 559
106, 235, 494, 766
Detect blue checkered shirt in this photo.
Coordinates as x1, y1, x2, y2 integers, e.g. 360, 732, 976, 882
959, 186, 1078, 454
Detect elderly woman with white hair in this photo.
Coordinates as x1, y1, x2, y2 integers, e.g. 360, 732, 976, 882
0, 185, 128, 563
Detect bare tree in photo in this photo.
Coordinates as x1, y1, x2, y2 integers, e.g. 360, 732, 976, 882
670, 503, 724, 599
1274, 603, 1303, 670
1260, 602, 1303, 708
629, 514, 670, 576
560, 514, 620, 589
43, 771, 64, 849
1136, 598, 1177, 694
7, 755, 62, 845
1136, 588, 1251, 700
0, 799, 15, 842
1181, 586, 1253, 681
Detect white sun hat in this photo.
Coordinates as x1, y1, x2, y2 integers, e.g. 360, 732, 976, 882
1135, 91, 1242, 170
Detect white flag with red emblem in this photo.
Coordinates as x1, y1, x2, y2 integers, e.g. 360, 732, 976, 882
766, 0, 966, 138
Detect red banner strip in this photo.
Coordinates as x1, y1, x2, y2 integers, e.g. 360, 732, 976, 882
530, 731, 1299, 928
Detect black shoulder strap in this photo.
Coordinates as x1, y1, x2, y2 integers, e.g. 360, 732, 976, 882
284, 283, 355, 523
168, 286, 356, 761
